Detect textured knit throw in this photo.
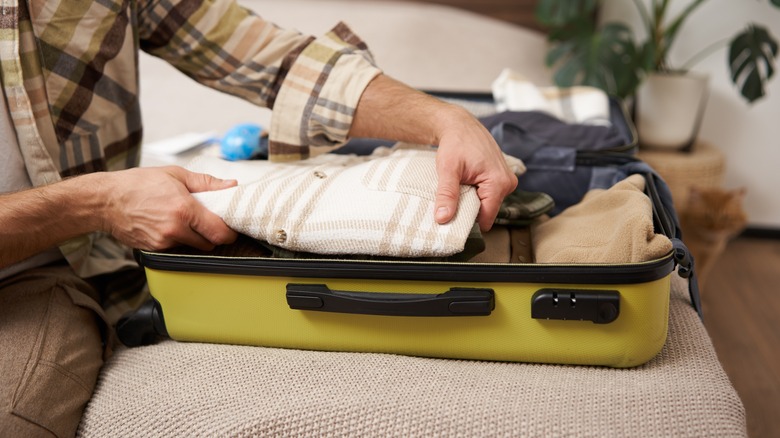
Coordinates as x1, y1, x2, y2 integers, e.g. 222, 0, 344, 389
190, 149, 482, 257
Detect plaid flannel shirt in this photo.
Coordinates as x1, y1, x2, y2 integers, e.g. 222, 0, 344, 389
1, 0, 381, 279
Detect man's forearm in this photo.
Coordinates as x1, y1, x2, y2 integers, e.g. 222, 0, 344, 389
348, 74, 468, 145
0, 174, 104, 267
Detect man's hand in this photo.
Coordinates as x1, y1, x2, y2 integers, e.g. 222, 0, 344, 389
101, 166, 238, 251
0, 166, 238, 268
432, 108, 517, 231
349, 74, 517, 230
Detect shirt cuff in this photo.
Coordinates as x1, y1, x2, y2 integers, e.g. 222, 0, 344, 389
268, 22, 382, 162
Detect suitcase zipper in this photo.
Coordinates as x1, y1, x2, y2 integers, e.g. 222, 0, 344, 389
138, 250, 674, 285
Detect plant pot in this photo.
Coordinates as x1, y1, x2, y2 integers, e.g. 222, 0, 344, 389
635, 72, 709, 151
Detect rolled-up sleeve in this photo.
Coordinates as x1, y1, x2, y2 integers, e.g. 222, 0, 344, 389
268, 22, 382, 161
137, 0, 382, 162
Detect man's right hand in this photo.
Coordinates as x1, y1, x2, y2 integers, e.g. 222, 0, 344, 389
101, 166, 238, 251
0, 166, 238, 268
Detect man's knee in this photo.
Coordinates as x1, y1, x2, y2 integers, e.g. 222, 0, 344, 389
0, 267, 106, 438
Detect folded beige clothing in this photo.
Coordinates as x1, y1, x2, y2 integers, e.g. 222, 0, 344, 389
190, 149, 482, 257
532, 174, 672, 264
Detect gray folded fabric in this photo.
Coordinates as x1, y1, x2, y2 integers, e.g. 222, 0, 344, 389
494, 190, 555, 226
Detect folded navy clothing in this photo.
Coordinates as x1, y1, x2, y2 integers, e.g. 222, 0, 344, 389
479, 111, 631, 160
479, 111, 637, 217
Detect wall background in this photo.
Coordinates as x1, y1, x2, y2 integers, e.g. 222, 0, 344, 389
602, 0, 780, 229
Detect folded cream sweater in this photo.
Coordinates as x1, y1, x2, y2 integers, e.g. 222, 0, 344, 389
190, 148, 503, 258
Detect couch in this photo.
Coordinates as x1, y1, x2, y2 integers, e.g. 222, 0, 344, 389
76, 1, 746, 436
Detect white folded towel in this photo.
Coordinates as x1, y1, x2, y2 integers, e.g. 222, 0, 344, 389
492, 68, 612, 126
189, 149, 483, 257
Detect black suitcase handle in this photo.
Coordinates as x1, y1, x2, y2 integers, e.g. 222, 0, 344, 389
286, 284, 494, 317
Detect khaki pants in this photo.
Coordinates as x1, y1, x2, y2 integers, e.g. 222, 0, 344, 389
0, 263, 111, 438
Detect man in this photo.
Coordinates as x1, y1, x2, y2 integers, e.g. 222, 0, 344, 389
0, 0, 516, 436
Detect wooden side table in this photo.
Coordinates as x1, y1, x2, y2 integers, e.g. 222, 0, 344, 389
637, 141, 726, 213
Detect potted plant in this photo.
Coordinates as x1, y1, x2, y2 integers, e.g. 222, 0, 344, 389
535, 0, 779, 150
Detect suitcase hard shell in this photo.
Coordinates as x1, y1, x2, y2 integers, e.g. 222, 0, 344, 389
131, 94, 699, 368
138, 248, 673, 368
135, 170, 687, 368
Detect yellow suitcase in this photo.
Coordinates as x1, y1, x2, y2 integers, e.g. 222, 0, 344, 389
126, 94, 701, 368
131, 172, 699, 368
139, 257, 673, 368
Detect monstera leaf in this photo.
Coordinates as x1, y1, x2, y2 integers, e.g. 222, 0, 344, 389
729, 24, 778, 103
545, 22, 641, 99
537, 0, 779, 103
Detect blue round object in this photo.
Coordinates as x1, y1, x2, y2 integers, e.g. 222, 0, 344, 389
220, 123, 265, 161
